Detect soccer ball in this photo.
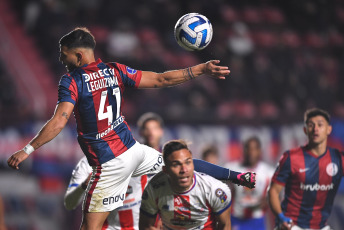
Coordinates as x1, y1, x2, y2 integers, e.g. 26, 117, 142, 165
174, 13, 213, 51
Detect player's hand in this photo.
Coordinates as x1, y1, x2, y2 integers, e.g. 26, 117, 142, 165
203, 60, 230, 79
277, 213, 293, 230
7, 150, 29, 170
234, 171, 256, 189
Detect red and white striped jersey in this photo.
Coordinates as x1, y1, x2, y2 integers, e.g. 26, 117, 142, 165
66, 157, 147, 230
140, 171, 232, 230
224, 161, 274, 219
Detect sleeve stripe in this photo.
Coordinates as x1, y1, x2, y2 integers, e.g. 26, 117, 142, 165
214, 201, 232, 215
68, 183, 79, 188
271, 178, 286, 186
58, 98, 76, 105
139, 208, 158, 218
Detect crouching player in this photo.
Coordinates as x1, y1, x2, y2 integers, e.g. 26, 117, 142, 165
140, 140, 232, 230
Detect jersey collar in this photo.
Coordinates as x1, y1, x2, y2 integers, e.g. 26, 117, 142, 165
81, 58, 102, 68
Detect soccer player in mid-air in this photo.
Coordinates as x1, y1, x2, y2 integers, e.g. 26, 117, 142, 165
7, 28, 255, 230
140, 140, 232, 230
225, 137, 274, 230
268, 108, 343, 230
64, 112, 164, 229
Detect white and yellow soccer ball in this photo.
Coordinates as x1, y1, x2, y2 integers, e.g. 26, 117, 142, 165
174, 13, 213, 51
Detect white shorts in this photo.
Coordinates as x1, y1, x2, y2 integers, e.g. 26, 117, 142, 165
82, 142, 164, 213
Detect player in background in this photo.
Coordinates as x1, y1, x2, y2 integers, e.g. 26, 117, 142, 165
140, 140, 232, 230
136, 112, 164, 152
225, 137, 274, 230
268, 108, 343, 230
7, 28, 255, 230
201, 145, 220, 165
64, 112, 164, 230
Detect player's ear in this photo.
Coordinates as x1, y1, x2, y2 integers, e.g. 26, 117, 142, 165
327, 125, 332, 135
76, 52, 83, 64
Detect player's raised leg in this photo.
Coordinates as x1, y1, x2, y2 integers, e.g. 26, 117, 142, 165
80, 212, 110, 230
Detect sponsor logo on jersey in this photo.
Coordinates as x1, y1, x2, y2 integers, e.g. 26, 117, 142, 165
83, 68, 119, 92
300, 182, 334, 191
126, 67, 137, 74
299, 168, 310, 173
96, 116, 124, 139
326, 163, 338, 176
215, 188, 227, 203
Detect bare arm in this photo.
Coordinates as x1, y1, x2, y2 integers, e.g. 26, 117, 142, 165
216, 206, 231, 230
7, 102, 74, 169
268, 182, 292, 230
139, 212, 158, 230
139, 60, 229, 88
64, 174, 91, 210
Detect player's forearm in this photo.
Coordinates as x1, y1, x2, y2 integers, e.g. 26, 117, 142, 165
157, 64, 205, 87
29, 116, 67, 150
64, 186, 86, 210
268, 185, 283, 216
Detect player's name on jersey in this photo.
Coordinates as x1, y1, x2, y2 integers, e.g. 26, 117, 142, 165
82, 68, 118, 92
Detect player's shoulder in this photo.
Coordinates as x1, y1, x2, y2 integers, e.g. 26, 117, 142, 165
195, 171, 227, 189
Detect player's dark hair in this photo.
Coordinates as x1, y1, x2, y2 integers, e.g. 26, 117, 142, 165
304, 108, 330, 124
201, 145, 218, 160
244, 136, 261, 151
137, 112, 164, 131
59, 27, 96, 49
163, 140, 191, 163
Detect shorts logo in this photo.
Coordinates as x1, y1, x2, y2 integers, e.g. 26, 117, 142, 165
326, 163, 338, 176
215, 188, 227, 203
149, 155, 164, 172
103, 194, 125, 205
126, 67, 137, 74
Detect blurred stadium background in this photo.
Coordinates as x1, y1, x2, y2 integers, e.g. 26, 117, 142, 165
0, 0, 344, 229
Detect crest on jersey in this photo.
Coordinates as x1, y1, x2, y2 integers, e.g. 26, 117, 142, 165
126, 67, 137, 74
215, 188, 227, 203
326, 163, 338, 176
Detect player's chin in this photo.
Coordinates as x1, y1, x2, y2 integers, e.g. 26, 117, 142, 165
177, 177, 192, 187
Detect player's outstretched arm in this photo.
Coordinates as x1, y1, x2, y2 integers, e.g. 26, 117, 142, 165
268, 182, 293, 230
7, 102, 74, 170
138, 60, 230, 88
193, 159, 256, 189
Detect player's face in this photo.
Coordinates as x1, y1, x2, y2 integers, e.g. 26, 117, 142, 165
59, 45, 78, 72
244, 140, 261, 166
140, 120, 163, 148
163, 149, 194, 192
304, 115, 332, 145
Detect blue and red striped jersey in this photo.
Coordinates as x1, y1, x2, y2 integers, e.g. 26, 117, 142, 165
58, 59, 142, 166
272, 146, 344, 229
